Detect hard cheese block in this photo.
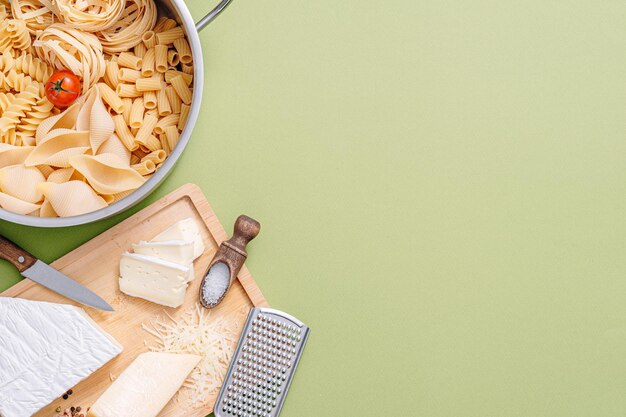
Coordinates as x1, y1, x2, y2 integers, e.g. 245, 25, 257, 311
0, 297, 122, 417
87, 352, 201, 417
119, 253, 192, 307
151, 218, 205, 260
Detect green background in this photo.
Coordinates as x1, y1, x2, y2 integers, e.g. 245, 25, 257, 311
2, 0, 626, 415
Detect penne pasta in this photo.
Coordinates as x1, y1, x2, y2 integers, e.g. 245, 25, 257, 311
142, 31, 157, 49
157, 87, 171, 116
170, 75, 192, 104
116, 83, 142, 98
134, 42, 147, 59
117, 52, 143, 70
118, 68, 142, 83
167, 49, 179, 67
134, 113, 158, 149
132, 160, 156, 175
141, 149, 166, 164
121, 98, 133, 125
143, 91, 157, 110
178, 103, 190, 130
165, 86, 181, 113
136, 76, 161, 92
181, 63, 193, 75
156, 27, 184, 45
163, 125, 179, 151
155, 44, 168, 73
173, 38, 192, 64
165, 70, 192, 86
112, 114, 137, 151
129, 97, 144, 129
141, 48, 155, 77
156, 18, 177, 32
98, 83, 125, 113
104, 60, 119, 87
154, 114, 179, 134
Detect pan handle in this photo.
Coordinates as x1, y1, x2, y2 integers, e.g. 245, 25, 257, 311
196, 0, 234, 32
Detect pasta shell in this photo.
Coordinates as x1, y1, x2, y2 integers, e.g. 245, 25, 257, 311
35, 101, 81, 144
24, 129, 90, 167
0, 143, 34, 168
37, 181, 107, 217
76, 86, 114, 153
97, 133, 130, 164
39, 199, 58, 217
47, 167, 75, 184
69, 153, 145, 195
0, 192, 41, 215
0, 164, 45, 203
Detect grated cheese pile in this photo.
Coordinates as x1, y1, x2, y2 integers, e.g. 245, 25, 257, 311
142, 303, 245, 406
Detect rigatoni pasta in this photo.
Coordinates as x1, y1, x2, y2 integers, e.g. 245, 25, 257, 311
129, 97, 144, 129
135, 76, 161, 92
156, 26, 184, 45
170, 75, 192, 104
143, 91, 157, 110
154, 44, 168, 73
117, 52, 142, 70
98, 83, 125, 113
141, 47, 155, 77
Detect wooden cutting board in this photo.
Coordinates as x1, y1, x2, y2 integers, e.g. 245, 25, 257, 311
1, 183, 268, 417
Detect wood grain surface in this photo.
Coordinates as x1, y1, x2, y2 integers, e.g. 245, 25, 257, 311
1, 183, 268, 417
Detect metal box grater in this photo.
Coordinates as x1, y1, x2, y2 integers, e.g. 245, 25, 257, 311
214, 307, 310, 417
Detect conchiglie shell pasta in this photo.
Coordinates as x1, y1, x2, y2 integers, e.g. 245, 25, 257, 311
39, 199, 58, 217
38, 181, 107, 217
35, 101, 81, 144
69, 153, 146, 195
47, 167, 75, 184
24, 129, 90, 167
0, 192, 41, 215
98, 133, 131, 164
0, 144, 34, 168
75, 86, 115, 153
0, 164, 45, 203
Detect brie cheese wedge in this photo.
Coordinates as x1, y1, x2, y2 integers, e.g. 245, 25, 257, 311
0, 298, 122, 417
151, 218, 205, 260
119, 253, 191, 308
88, 352, 201, 417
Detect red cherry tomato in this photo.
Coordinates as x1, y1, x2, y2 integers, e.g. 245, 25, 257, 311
45, 71, 80, 108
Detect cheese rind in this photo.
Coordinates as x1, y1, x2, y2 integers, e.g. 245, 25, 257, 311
151, 218, 205, 260
0, 298, 122, 417
119, 253, 191, 308
87, 352, 201, 417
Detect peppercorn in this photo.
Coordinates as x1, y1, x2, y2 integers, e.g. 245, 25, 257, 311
67, 389, 73, 395
76, 406, 82, 412
62, 394, 68, 400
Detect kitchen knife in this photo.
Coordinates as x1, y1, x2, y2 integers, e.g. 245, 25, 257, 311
0, 235, 114, 311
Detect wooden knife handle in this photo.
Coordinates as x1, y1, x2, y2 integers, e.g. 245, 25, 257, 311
0, 235, 37, 272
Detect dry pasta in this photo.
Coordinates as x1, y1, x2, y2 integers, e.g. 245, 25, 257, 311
173, 38, 192, 65
170, 75, 191, 104
156, 26, 184, 45
0, 0, 196, 217
117, 52, 142, 70
157, 87, 171, 116
129, 97, 144, 129
141, 48, 155, 77
98, 83, 125, 113
143, 91, 157, 110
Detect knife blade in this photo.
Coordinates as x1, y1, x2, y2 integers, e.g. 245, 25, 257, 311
0, 235, 113, 311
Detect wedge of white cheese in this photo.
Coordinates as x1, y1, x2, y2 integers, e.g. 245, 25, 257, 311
131, 240, 196, 282
132, 239, 194, 265
87, 352, 201, 417
0, 297, 122, 417
119, 253, 192, 308
151, 217, 205, 260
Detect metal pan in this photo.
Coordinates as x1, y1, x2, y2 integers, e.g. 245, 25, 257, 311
0, 0, 233, 227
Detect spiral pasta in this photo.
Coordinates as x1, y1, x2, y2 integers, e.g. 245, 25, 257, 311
12, 53, 54, 84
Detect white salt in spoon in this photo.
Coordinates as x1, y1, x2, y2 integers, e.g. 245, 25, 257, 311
200, 215, 260, 308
